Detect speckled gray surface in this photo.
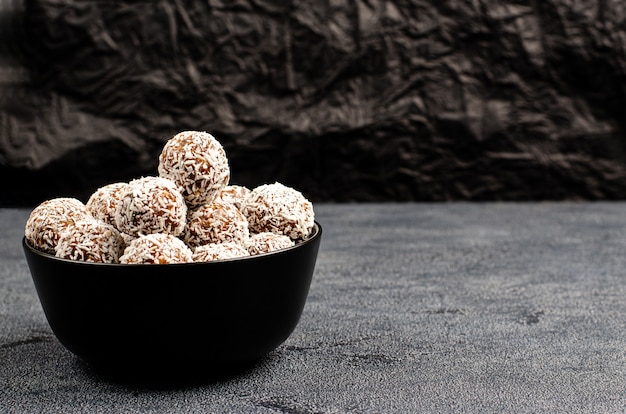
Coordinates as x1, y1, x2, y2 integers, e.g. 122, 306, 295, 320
2, 204, 626, 413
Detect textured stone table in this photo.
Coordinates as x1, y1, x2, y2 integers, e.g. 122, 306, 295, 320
1, 203, 626, 413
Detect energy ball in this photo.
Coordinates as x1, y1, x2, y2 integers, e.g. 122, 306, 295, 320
115, 176, 187, 237
242, 182, 315, 240
119, 234, 193, 264
247, 232, 295, 255
86, 182, 128, 226
192, 242, 250, 262
55, 219, 125, 263
183, 202, 249, 248
158, 130, 230, 208
25, 197, 91, 254
216, 185, 250, 211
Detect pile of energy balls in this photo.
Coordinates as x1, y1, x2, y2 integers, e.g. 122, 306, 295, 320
24, 131, 315, 264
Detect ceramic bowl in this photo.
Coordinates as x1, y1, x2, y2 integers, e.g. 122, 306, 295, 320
22, 222, 322, 377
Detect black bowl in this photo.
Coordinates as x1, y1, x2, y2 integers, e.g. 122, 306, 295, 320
23, 222, 322, 377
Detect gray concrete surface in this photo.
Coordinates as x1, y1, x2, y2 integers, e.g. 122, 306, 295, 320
1, 203, 626, 413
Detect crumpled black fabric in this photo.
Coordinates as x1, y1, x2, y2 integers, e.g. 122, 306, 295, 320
2, 0, 626, 204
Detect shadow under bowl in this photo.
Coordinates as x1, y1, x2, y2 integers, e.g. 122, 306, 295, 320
22, 222, 322, 378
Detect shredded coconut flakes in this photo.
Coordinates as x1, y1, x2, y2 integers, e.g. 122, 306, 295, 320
158, 131, 230, 208
86, 182, 128, 226
216, 185, 251, 211
193, 242, 250, 262
247, 232, 295, 255
55, 219, 125, 263
119, 234, 193, 264
114, 176, 187, 237
25, 198, 91, 254
242, 182, 314, 240
183, 201, 249, 248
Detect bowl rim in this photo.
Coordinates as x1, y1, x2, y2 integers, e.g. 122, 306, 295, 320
23, 221, 322, 267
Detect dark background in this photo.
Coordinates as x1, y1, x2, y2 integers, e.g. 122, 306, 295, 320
2, 0, 626, 206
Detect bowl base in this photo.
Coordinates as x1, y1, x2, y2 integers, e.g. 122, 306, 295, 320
79, 355, 266, 387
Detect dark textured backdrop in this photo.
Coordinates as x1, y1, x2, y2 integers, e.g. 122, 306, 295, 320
2, 0, 626, 205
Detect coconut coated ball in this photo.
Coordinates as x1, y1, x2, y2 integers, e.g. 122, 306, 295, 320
158, 130, 230, 208
25, 197, 91, 254
183, 201, 249, 248
242, 182, 314, 240
86, 182, 128, 226
192, 242, 250, 262
115, 176, 187, 237
247, 232, 295, 255
216, 185, 251, 211
55, 219, 125, 263
119, 233, 193, 264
